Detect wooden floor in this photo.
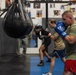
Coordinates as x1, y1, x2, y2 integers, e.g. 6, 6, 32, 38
0, 54, 64, 75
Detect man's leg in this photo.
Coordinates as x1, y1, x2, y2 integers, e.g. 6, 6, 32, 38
61, 57, 66, 63
37, 45, 45, 66
22, 39, 26, 55
16, 39, 21, 56
63, 71, 73, 75
49, 57, 56, 73
43, 57, 56, 75
43, 51, 51, 62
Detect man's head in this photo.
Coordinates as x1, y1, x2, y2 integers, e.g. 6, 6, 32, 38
48, 19, 56, 28
62, 10, 75, 27
34, 25, 43, 31
38, 25, 43, 29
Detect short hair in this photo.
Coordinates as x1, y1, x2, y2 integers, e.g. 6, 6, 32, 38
62, 10, 74, 18
62, 10, 72, 16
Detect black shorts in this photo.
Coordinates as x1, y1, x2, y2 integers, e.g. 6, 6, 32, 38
51, 49, 66, 58
42, 38, 51, 49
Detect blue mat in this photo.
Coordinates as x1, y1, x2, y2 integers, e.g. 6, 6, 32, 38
30, 56, 64, 75
30, 39, 36, 47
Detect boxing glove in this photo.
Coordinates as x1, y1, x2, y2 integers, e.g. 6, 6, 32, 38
54, 21, 67, 38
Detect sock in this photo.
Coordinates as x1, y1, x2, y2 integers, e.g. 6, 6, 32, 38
48, 58, 51, 60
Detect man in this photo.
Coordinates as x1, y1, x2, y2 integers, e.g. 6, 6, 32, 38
43, 19, 66, 75
34, 25, 51, 66
51, 11, 76, 75
6, 0, 14, 7
17, 37, 26, 56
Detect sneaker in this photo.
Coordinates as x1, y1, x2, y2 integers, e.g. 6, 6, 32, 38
16, 52, 21, 56
46, 58, 51, 62
43, 72, 52, 75
37, 61, 44, 66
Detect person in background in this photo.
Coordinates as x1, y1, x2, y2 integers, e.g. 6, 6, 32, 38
16, 37, 26, 56
6, 0, 11, 7
6, 0, 14, 7
43, 19, 66, 75
34, 25, 51, 66
53, 10, 76, 75
32, 30, 38, 47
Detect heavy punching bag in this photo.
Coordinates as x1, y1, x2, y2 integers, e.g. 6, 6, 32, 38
2, 0, 33, 38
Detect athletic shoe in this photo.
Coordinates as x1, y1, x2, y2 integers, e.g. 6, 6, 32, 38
37, 61, 44, 66
46, 58, 51, 62
43, 72, 52, 75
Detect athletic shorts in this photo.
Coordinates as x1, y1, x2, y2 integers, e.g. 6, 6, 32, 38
64, 60, 76, 74
51, 49, 66, 58
42, 38, 51, 51
42, 38, 51, 48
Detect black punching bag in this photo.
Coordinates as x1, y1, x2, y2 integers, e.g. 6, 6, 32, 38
2, 0, 33, 38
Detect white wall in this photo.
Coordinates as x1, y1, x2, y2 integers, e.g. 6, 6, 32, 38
26, 38, 41, 54
0, 0, 5, 18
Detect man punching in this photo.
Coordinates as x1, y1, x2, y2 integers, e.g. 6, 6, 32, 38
50, 11, 76, 75
43, 19, 66, 75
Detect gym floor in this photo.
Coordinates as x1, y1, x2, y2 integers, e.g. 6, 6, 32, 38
0, 54, 64, 75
